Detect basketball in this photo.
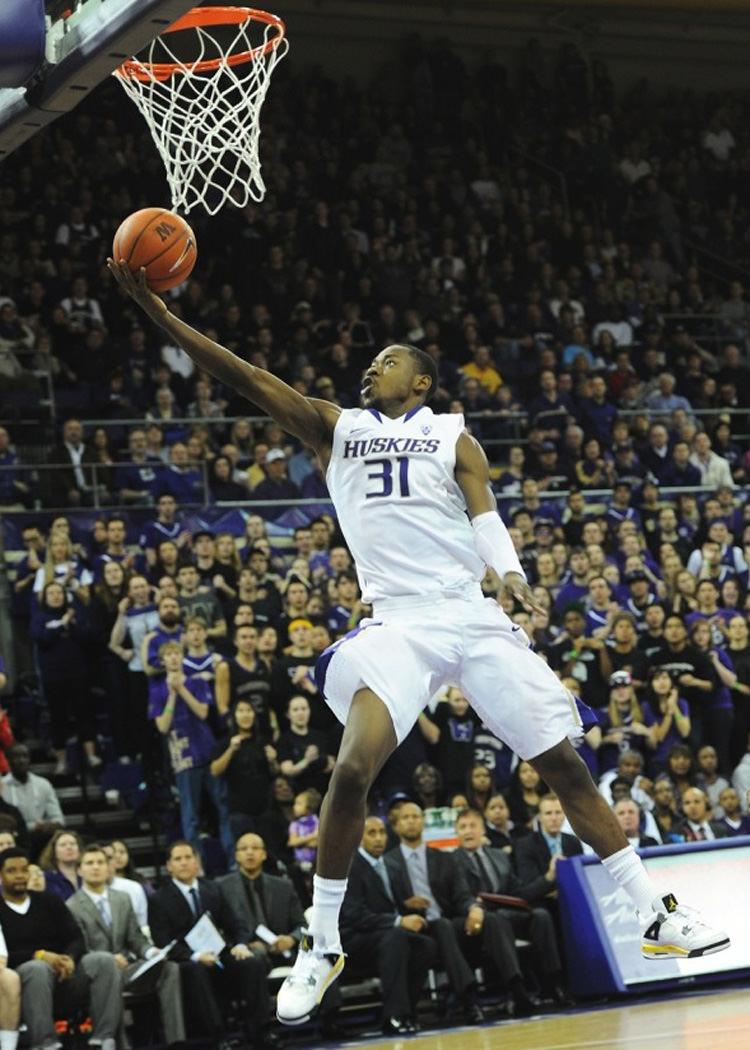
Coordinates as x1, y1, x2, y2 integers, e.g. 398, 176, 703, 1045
112, 207, 197, 292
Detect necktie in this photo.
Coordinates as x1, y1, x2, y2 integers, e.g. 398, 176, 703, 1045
408, 850, 440, 920
548, 837, 561, 857
189, 886, 201, 918
97, 897, 112, 927
473, 849, 497, 893
695, 827, 706, 841
374, 857, 394, 902
250, 879, 267, 926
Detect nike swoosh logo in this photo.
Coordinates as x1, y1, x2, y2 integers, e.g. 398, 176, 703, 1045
511, 625, 521, 632
350, 427, 368, 435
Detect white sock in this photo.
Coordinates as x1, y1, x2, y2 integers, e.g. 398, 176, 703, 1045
307, 874, 347, 953
0, 1031, 18, 1050
601, 844, 660, 916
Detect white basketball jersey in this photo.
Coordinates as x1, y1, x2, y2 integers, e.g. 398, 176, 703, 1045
326, 405, 484, 603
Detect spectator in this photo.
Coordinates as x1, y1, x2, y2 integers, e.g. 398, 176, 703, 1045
147, 840, 274, 1050
677, 787, 729, 842
514, 794, 583, 911
287, 788, 320, 872
339, 815, 435, 1035
0, 845, 121, 1050
159, 442, 204, 504
140, 493, 190, 568
383, 802, 485, 1024
651, 779, 684, 844
108, 573, 160, 764
715, 787, 750, 835
613, 799, 658, 849
417, 687, 481, 799
277, 696, 334, 796
651, 614, 714, 748
176, 565, 227, 643
45, 418, 101, 508
2, 745, 64, 860
661, 440, 702, 487
248, 449, 301, 518
210, 698, 278, 843
690, 432, 734, 489
39, 829, 83, 902
116, 427, 164, 505
150, 641, 233, 868
67, 843, 186, 1048
0, 427, 31, 509
505, 760, 548, 830
548, 603, 612, 708
598, 672, 651, 775
33, 530, 92, 605
454, 807, 566, 1009
641, 669, 691, 776
93, 840, 151, 933
30, 582, 99, 774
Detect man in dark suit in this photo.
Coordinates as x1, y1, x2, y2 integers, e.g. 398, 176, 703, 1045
453, 808, 567, 1010
677, 788, 730, 842
148, 840, 279, 1050
383, 802, 485, 1024
67, 843, 185, 1048
340, 816, 437, 1035
45, 417, 100, 507
514, 794, 583, 907
220, 832, 342, 1038
613, 800, 659, 849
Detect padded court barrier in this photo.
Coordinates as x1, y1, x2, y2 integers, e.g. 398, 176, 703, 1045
0, 0, 46, 88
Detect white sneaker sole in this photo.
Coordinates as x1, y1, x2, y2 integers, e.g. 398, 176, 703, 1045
276, 954, 345, 1025
642, 936, 731, 960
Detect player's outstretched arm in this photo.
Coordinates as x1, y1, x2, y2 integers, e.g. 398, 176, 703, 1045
107, 260, 339, 451
455, 431, 545, 614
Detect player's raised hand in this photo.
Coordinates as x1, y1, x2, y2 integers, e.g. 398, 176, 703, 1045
106, 259, 168, 321
503, 571, 546, 615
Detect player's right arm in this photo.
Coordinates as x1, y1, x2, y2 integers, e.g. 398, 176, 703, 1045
107, 261, 340, 455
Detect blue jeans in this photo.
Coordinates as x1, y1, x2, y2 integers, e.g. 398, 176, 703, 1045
175, 764, 235, 868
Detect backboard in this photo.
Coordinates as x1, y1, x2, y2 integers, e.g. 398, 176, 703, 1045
0, 0, 197, 159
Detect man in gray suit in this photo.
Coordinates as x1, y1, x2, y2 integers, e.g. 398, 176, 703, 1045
67, 844, 185, 1048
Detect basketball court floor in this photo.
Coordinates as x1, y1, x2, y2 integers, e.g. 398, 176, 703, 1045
293, 988, 749, 1050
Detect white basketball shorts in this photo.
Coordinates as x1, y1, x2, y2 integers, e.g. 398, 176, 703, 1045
315, 589, 580, 760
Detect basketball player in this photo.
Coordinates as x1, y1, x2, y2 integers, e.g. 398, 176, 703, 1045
108, 260, 729, 1026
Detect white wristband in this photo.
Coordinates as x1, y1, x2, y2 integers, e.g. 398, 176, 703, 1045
471, 511, 526, 582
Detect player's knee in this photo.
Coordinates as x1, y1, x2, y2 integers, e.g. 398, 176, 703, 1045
329, 755, 372, 799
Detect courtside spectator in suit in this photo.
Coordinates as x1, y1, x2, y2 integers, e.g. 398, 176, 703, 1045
613, 800, 659, 849
67, 844, 185, 1048
514, 795, 583, 908
384, 802, 485, 1024
341, 816, 437, 1035
148, 840, 278, 1050
454, 809, 566, 1012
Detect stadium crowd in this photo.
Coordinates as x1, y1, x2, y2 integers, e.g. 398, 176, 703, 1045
0, 29, 750, 1044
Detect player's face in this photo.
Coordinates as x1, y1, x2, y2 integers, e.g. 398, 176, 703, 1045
361, 347, 423, 409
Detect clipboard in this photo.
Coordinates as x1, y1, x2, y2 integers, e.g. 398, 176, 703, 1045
126, 940, 176, 987
477, 892, 532, 913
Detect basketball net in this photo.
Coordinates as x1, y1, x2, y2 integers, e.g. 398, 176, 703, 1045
113, 7, 288, 215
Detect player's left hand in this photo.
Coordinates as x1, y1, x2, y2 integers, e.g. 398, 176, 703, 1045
503, 572, 546, 615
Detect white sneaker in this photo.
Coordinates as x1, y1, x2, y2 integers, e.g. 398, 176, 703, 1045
276, 934, 345, 1025
641, 893, 730, 960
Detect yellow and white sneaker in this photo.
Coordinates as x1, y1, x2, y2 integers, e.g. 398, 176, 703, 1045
641, 893, 730, 960
276, 934, 345, 1025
